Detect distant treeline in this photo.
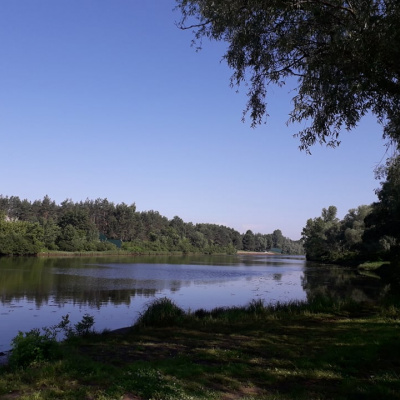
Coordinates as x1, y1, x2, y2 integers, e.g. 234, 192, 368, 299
0, 195, 304, 256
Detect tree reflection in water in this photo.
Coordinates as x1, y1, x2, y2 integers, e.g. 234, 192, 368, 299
302, 264, 389, 303
0, 255, 391, 352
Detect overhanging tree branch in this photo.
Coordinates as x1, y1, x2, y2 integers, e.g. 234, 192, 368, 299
176, 0, 400, 150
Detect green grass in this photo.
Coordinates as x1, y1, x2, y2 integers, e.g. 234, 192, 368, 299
1, 297, 400, 399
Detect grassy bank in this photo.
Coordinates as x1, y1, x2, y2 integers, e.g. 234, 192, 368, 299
0, 297, 399, 399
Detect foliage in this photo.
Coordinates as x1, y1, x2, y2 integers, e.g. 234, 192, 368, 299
136, 297, 185, 327
176, 0, 400, 151
342, 204, 373, 248
0, 194, 303, 256
56, 313, 96, 339
242, 229, 255, 251
0, 218, 43, 256
365, 154, 400, 263
302, 199, 400, 264
302, 206, 341, 261
95, 240, 118, 251
194, 295, 360, 323
7, 314, 95, 369
8, 328, 60, 369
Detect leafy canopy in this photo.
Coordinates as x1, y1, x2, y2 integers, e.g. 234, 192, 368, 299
176, 0, 400, 151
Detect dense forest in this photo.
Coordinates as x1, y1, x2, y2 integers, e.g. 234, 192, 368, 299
0, 195, 303, 256
302, 155, 400, 266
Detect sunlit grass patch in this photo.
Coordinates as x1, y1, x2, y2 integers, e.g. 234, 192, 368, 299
307, 368, 343, 380
269, 366, 342, 381
111, 365, 184, 399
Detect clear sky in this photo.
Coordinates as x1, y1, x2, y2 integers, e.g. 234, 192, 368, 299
0, 0, 389, 240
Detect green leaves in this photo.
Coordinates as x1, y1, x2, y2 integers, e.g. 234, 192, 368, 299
8, 328, 60, 368
8, 314, 96, 369
176, 0, 400, 150
0, 220, 44, 256
365, 155, 400, 261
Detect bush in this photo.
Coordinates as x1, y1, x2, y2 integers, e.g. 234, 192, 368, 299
96, 241, 117, 251
8, 314, 96, 369
55, 313, 95, 339
136, 297, 185, 327
8, 328, 60, 368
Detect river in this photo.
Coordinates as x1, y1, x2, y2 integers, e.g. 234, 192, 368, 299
0, 254, 388, 352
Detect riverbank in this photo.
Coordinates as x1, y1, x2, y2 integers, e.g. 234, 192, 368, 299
36, 250, 237, 258
1, 297, 399, 399
37, 250, 295, 257
236, 250, 281, 255
37, 250, 186, 257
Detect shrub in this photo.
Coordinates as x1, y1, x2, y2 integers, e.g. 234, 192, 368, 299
55, 313, 95, 339
8, 328, 60, 368
136, 297, 185, 327
8, 314, 96, 369
73, 314, 95, 336
96, 241, 117, 251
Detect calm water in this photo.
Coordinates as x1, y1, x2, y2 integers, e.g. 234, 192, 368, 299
0, 254, 388, 351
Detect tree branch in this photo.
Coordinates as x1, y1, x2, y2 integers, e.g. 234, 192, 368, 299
175, 20, 210, 30
292, 0, 357, 19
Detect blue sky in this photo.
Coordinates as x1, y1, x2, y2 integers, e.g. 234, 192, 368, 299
0, 0, 389, 240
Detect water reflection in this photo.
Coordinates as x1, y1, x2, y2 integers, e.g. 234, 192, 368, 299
0, 255, 389, 352
302, 263, 389, 303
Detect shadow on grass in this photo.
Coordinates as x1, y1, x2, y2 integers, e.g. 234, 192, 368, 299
1, 297, 400, 399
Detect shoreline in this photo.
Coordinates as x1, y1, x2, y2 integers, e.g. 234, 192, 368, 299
236, 250, 280, 255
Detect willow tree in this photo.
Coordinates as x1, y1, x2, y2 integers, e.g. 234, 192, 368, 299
176, 0, 400, 151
